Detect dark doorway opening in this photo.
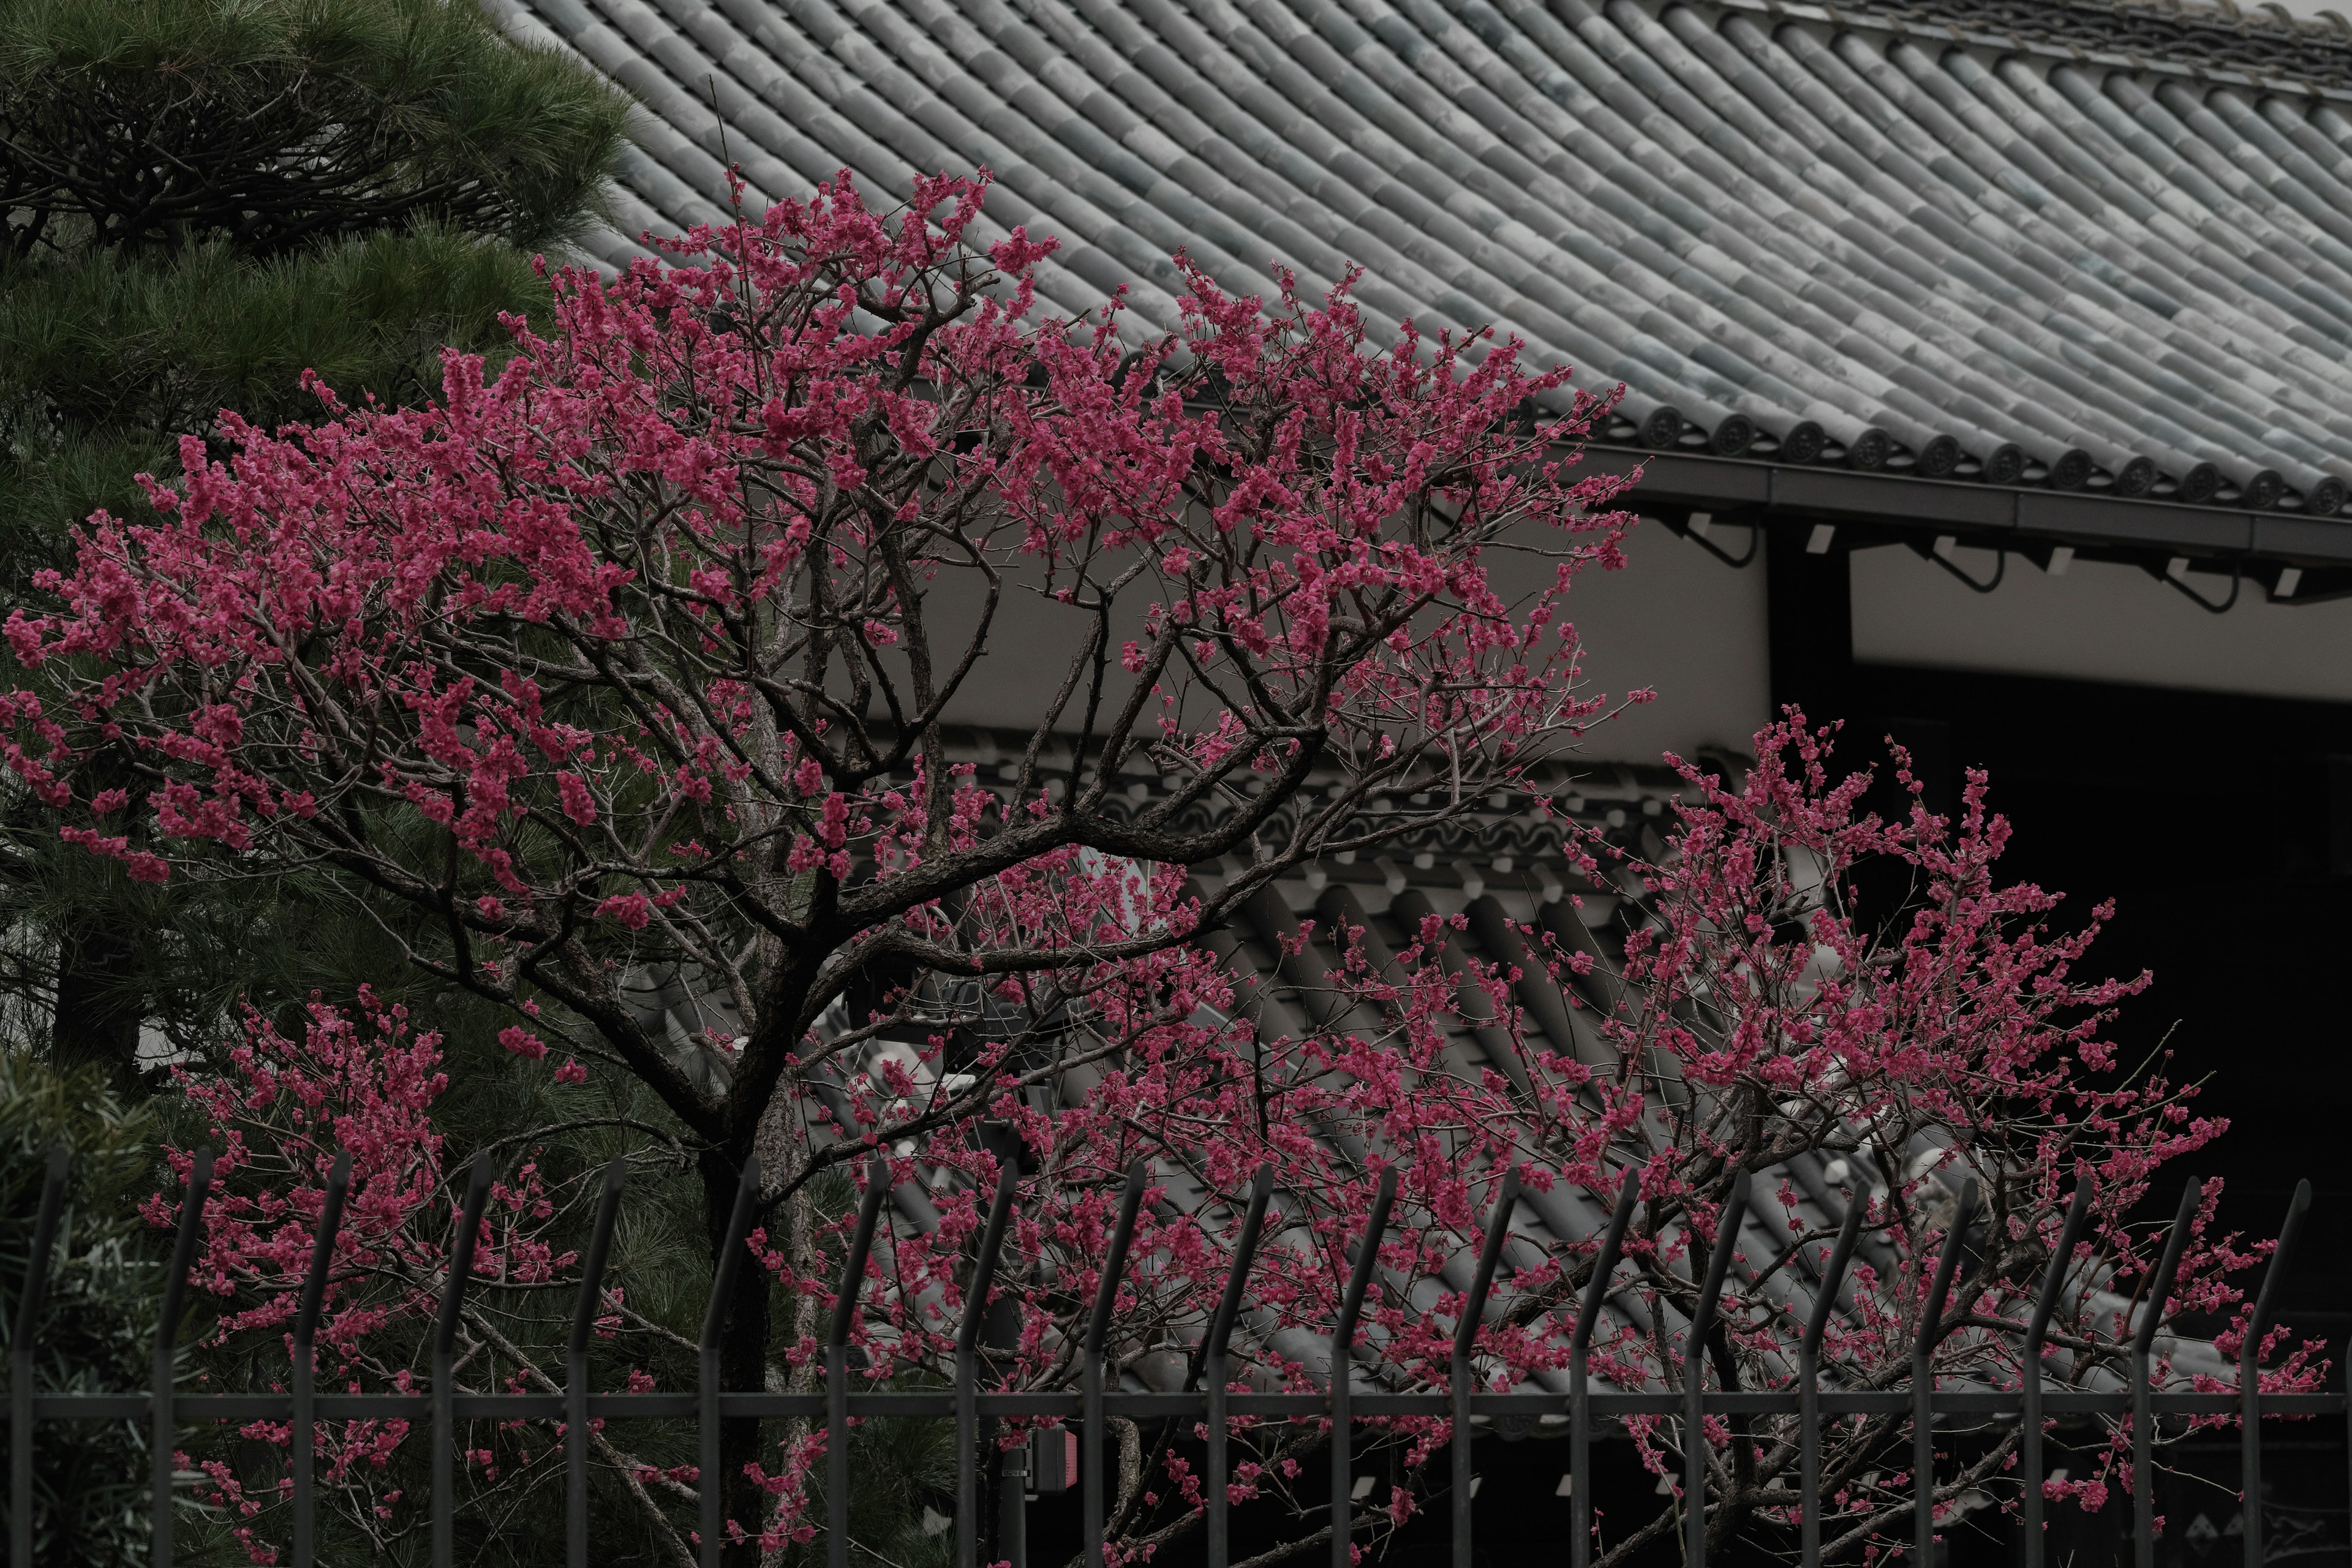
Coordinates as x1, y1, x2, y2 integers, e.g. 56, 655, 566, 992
1766, 524, 2352, 1348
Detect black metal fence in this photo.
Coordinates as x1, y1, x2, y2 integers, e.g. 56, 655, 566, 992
7, 1146, 2343, 1568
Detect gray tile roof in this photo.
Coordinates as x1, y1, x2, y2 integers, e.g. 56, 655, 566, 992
1843, 0, 2352, 99
486, 0, 2352, 516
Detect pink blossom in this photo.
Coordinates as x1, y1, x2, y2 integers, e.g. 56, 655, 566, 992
556, 773, 597, 826
595, 892, 650, 930
497, 1026, 547, 1060
0, 167, 2285, 1563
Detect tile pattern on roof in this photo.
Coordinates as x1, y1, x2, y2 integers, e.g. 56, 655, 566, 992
1814, 0, 2352, 96
486, 0, 2352, 518
617, 748, 2233, 1403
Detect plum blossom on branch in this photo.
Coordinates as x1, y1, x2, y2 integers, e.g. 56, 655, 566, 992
4, 167, 2300, 1565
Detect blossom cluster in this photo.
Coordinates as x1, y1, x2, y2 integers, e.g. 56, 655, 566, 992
4, 166, 2302, 1564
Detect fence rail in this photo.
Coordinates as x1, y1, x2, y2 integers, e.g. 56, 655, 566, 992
6, 1147, 2343, 1568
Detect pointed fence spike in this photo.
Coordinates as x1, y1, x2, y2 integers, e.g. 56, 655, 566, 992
155, 1147, 215, 1568
13, 1144, 70, 1568
1453, 1169, 1520, 1568
568, 1157, 627, 1568
2242, 1179, 2311, 1568
1685, 1169, 1752, 1568
1912, 1178, 1978, 1568
698, 1156, 764, 1568
2135, 1177, 2202, 1568
292, 1151, 352, 1568
1800, 1188, 1867, 1568
1084, 1163, 1150, 1568
957, 1165, 1019, 1568
824, 1159, 886, 1568
2023, 1175, 2095, 1568
1573, 1170, 1640, 1568
1331, 1167, 1399, 1568
433, 1153, 497, 1568
1206, 1164, 1275, 1568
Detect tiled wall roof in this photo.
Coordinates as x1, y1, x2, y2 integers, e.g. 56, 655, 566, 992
1849, 0, 2352, 96
488, 0, 2352, 514
616, 749, 2231, 1393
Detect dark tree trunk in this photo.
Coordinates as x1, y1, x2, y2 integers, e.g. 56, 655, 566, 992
52, 921, 145, 1087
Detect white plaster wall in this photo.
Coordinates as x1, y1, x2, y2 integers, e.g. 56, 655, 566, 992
1850, 543, 2352, 703
923, 517, 1775, 767
1512, 519, 1774, 767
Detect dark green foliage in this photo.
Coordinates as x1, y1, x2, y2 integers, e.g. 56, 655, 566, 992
0, 0, 628, 258
0, 0, 628, 570
0, 1054, 160, 1566
823, 1410, 957, 1568
0, 0, 627, 1085
0, 10, 950, 1558
0, 225, 551, 568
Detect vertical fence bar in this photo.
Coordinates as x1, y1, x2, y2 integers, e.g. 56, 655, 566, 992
2022, 1177, 2094, 1568
1084, 1163, 1149, 1568
1204, 1165, 1274, 1568
432, 1154, 497, 1568
1000, 1438, 1027, 1568
956, 1166, 1019, 1568
21, 1146, 2338, 1568
1572, 1172, 1640, 1568
1452, 1170, 1520, 1568
12, 1144, 68, 1568
1329, 1169, 1399, 1568
1800, 1192, 1866, 1568
2241, 1180, 2310, 1568
824, 1159, 888, 1568
291, 1152, 352, 1568
703, 1158, 765, 1568
154, 1147, 214, 1568
1910, 1180, 1977, 1568
2133, 1180, 2199, 1568
567, 1158, 626, 1568
1684, 1170, 1751, 1568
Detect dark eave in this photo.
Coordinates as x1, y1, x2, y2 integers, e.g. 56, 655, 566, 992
1602, 447, 2352, 602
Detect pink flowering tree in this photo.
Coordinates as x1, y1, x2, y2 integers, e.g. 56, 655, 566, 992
2, 168, 2307, 1563
143, 990, 734, 1562
1537, 721, 2307, 1559
1, 168, 1631, 1558
764, 716, 2302, 1566
149, 993, 545, 1558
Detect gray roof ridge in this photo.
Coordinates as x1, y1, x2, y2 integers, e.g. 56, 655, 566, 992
1693, 0, 2352, 100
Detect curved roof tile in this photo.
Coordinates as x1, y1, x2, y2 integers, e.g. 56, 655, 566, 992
494, 0, 2352, 514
